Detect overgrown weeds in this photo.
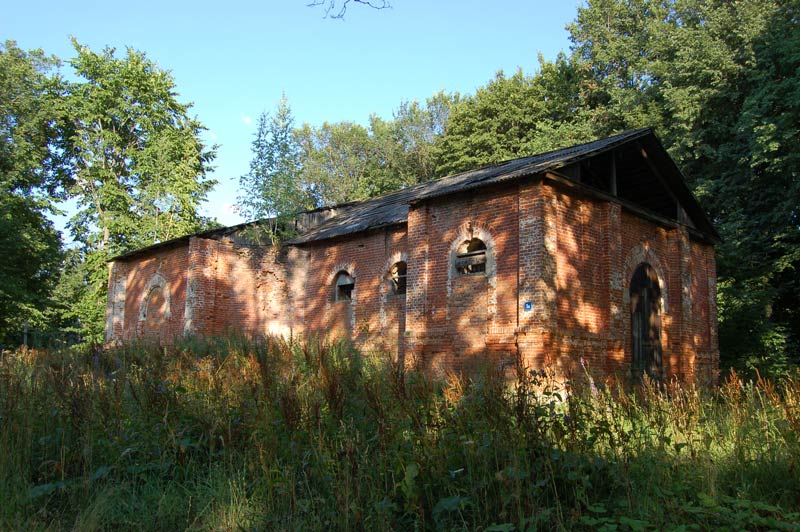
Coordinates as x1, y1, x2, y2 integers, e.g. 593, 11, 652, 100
1, 337, 798, 530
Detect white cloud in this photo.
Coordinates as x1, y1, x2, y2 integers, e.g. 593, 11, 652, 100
241, 115, 253, 125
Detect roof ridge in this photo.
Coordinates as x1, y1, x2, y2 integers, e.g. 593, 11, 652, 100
290, 129, 655, 244
296, 129, 652, 217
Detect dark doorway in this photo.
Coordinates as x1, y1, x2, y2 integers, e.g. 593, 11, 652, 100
630, 263, 663, 380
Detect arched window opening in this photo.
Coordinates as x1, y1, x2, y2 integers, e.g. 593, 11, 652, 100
334, 271, 355, 302
455, 238, 487, 275
387, 261, 407, 296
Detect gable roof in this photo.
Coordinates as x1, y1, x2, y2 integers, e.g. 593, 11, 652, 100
112, 128, 718, 262
290, 128, 719, 244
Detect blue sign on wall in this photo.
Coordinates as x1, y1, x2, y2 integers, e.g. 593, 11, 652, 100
523, 301, 532, 312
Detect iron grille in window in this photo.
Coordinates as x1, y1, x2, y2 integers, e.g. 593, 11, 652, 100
334, 271, 355, 301
455, 238, 487, 275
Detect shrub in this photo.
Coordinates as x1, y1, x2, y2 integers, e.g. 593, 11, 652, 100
0, 337, 798, 530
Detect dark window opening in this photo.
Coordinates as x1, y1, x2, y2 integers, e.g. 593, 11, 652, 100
334, 271, 355, 302
387, 261, 407, 295
455, 238, 487, 276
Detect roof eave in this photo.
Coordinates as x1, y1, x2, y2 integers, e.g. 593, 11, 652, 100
108, 218, 273, 262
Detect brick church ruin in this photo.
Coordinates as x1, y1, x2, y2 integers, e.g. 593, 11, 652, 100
105, 129, 720, 383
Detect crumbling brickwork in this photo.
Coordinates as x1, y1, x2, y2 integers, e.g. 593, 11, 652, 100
107, 244, 189, 342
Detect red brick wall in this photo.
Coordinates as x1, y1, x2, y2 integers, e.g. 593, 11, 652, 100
689, 241, 719, 383
208, 242, 260, 336
618, 210, 679, 379
299, 227, 408, 359
186, 237, 295, 339
112, 244, 190, 342
107, 177, 719, 383
405, 183, 520, 374
549, 189, 612, 377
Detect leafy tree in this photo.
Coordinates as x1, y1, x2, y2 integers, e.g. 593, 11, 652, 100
296, 120, 374, 206
373, 91, 459, 183
566, 0, 670, 137
238, 96, 311, 238
0, 41, 68, 344
59, 40, 217, 345
65, 39, 217, 253
706, 0, 800, 371
294, 92, 458, 207
0, 194, 63, 344
435, 57, 595, 176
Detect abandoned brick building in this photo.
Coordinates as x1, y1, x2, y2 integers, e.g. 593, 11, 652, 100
105, 129, 720, 383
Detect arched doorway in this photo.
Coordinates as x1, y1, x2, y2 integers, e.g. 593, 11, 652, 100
630, 263, 662, 380
142, 286, 168, 340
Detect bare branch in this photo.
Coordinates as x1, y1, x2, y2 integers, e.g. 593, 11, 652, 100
307, 0, 391, 19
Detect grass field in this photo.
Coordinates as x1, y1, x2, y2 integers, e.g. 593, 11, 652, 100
1, 336, 799, 530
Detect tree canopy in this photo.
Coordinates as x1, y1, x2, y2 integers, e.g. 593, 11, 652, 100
242, 91, 458, 223
238, 96, 311, 239
0, 41, 67, 343
0, 40, 217, 346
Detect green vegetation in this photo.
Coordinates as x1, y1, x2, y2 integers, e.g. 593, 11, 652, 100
58, 40, 218, 345
0, 42, 68, 343
2, 337, 799, 530
0, 39, 217, 347
244, 91, 457, 220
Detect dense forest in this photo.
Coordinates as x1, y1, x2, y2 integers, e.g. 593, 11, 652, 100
2, 0, 799, 375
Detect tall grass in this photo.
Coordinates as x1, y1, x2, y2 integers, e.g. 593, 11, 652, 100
1, 336, 798, 530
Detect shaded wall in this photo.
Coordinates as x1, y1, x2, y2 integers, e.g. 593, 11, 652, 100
299, 227, 408, 359
106, 244, 190, 342
405, 183, 520, 375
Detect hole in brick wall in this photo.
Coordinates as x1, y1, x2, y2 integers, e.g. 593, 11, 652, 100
334, 271, 355, 301
455, 238, 487, 276
387, 261, 407, 295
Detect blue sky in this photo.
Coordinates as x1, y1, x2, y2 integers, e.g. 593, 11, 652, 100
6, 0, 581, 230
